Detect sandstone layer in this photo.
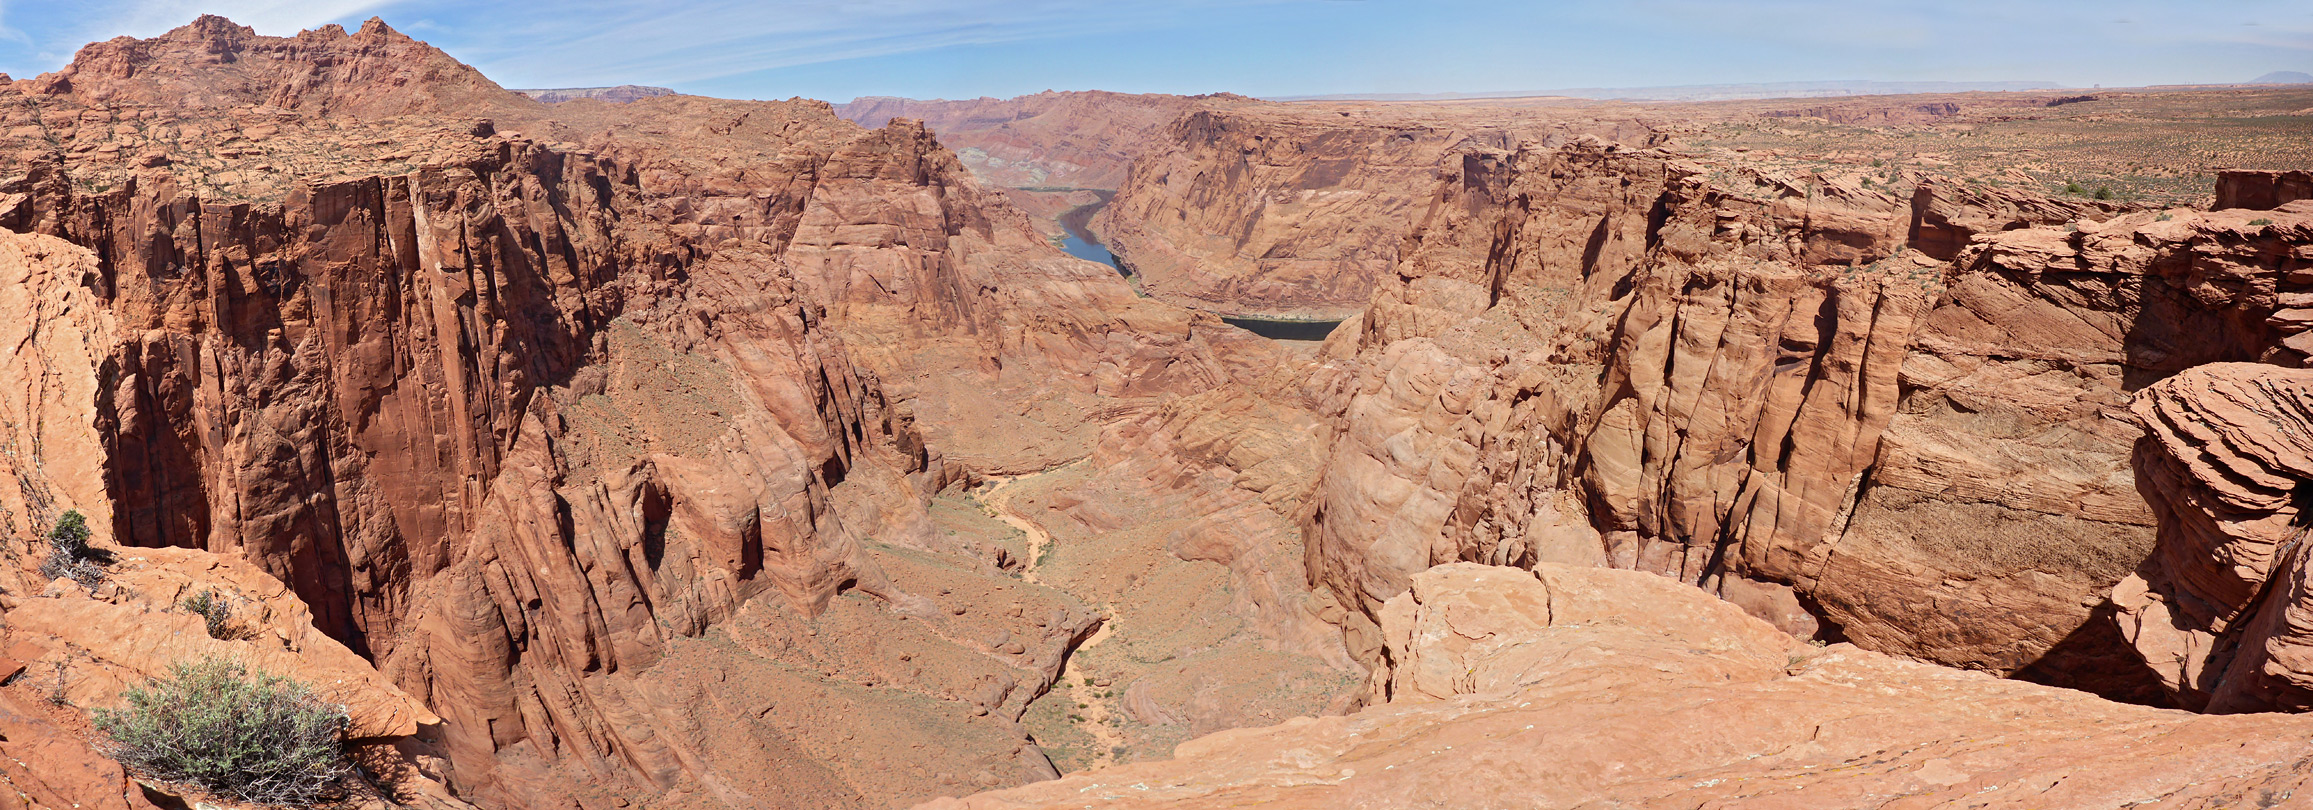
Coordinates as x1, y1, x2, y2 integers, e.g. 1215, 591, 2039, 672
2117, 356, 2313, 713
922, 563, 2313, 810
1273, 131, 2313, 703
834, 92, 1222, 191
7, 15, 2313, 810
0, 16, 1351, 810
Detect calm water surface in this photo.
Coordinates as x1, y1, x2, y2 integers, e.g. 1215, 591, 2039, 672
1219, 317, 1343, 342
1061, 197, 1343, 341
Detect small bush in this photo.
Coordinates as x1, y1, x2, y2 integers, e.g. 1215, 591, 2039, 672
93, 657, 352, 807
2252, 218, 2275, 226
48, 510, 89, 556
178, 589, 240, 640
2063, 181, 2085, 195
2093, 186, 2113, 200
2157, 213, 2175, 222
38, 510, 106, 589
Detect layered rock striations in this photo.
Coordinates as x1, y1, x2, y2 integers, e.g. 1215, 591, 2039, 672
1089, 107, 1653, 321
0, 16, 1324, 810
833, 91, 1222, 191
1282, 130, 2312, 700
922, 563, 2313, 809
1091, 109, 1502, 321
2118, 352, 2313, 712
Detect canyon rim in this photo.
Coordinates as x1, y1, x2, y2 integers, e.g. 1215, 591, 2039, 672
0, 8, 2310, 810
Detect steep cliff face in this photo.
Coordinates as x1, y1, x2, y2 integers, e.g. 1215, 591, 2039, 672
0, 17, 1293, 810
1093, 106, 1683, 321
1091, 110, 1492, 321
1290, 133, 2306, 700
922, 563, 2313, 810
833, 91, 1218, 190
2116, 232, 2313, 712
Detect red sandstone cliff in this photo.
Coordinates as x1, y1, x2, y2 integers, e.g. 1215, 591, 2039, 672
0, 16, 1312, 810
10, 15, 2313, 810
1273, 131, 2302, 704
832, 91, 1222, 191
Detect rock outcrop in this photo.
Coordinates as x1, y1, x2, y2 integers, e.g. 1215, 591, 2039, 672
833, 91, 1219, 191
514, 86, 677, 104
1091, 109, 1499, 320
0, 16, 1311, 810
2117, 359, 2313, 713
1290, 132, 2310, 701
2218, 169, 2313, 211
0, 689, 165, 810
919, 563, 2313, 810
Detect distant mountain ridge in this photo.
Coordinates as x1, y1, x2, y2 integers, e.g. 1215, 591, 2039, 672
2251, 71, 2313, 85
1276, 79, 2063, 103
512, 85, 677, 103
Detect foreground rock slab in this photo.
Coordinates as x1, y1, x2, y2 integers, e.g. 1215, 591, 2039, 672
920, 563, 2313, 809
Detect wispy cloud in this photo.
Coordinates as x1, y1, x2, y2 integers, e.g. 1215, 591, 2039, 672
123, 0, 406, 35
0, 1, 26, 46
439, 0, 1303, 87
0, 0, 2305, 100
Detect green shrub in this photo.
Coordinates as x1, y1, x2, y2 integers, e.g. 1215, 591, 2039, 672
38, 510, 104, 588
177, 589, 240, 640
2093, 186, 2113, 200
48, 510, 89, 556
2252, 218, 2275, 226
93, 657, 352, 807
2063, 181, 2085, 195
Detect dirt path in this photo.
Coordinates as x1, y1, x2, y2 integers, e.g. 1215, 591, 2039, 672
978, 471, 1127, 767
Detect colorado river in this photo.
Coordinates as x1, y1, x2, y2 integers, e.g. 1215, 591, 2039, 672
1058, 197, 1344, 342
1057, 197, 1126, 275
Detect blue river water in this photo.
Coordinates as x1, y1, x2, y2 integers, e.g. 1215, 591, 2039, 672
1059, 227, 1120, 271
1060, 200, 1342, 342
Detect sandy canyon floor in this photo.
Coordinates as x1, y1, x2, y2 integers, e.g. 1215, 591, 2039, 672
0, 15, 2311, 810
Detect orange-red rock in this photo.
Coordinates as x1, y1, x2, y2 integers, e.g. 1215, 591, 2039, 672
917, 563, 2313, 810
0, 16, 1291, 810
2117, 358, 2313, 712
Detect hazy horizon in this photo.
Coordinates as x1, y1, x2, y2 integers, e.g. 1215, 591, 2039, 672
0, 1, 2306, 103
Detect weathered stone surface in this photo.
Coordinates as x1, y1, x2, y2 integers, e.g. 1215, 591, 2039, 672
833, 91, 1220, 190
2116, 361, 2313, 713
0, 690, 164, 810
2218, 169, 2313, 211
1287, 130, 2311, 699
917, 564, 2313, 810
0, 15, 1372, 810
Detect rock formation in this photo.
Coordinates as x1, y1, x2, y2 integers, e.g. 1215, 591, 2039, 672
833, 91, 1222, 191
918, 563, 2313, 809
2219, 169, 2313, 211
514, 86, 678, 104
2117, 355, 2313, 713
1274, 129, 2311, 702
6, 14, 2313, 810
0, 16, 1333, 810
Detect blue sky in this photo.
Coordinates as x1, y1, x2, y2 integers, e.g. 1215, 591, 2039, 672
0, 1, 2307, 101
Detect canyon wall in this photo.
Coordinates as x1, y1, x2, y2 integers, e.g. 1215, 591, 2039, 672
833, 91, 1220, 191
2113, 198, 2313, 713
1262, 132, 2313, 702
0, 17, 1317, 810
1094, 108, 1661, 320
